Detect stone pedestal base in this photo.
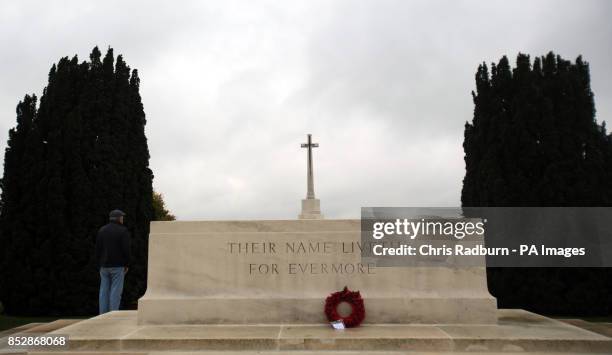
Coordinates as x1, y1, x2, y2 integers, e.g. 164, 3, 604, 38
299, 198, 323, 219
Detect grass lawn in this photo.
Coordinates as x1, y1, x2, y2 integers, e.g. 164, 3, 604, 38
0, 314, 87, 331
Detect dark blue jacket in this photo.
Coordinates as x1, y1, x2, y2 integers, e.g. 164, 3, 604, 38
95, 222, 131, 268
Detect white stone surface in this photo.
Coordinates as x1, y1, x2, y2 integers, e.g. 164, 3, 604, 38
137, 219, 497, 325
39, 310, 612, 353
299, 198, 323, 219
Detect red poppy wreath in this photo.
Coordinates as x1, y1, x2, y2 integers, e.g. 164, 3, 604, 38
324, 286, 365, 328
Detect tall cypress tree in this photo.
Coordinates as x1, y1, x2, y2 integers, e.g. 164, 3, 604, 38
0, 95, 38, 312
0, 47, 153, 315
462, 52, 612, 315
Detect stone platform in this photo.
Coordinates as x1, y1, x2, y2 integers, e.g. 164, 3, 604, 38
1, 309, 609, 354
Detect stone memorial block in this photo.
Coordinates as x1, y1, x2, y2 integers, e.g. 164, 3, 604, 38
137, 219, 497, 325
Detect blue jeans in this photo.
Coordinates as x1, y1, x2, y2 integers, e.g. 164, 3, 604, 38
99, 267, 125, 314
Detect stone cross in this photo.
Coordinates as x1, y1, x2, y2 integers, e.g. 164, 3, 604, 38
298, 134, 323, 219
301, 134, 318, 199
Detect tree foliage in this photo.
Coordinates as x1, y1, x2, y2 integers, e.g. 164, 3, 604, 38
152, 191, 175, 221
0, 47, 153, 315
462, 52, 612, 315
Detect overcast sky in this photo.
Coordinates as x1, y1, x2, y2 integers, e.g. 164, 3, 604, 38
0, 0, 610, 220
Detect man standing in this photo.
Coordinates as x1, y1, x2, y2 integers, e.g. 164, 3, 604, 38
96, 209, 130, 314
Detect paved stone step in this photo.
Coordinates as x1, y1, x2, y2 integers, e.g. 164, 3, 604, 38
0, 320, 83, 355
20, 320, 82, 334
22, 351, 612, 355
0, 324, 45, 338
559, 319, 612, 338
3, 311, 609, 354
36, 311, 612, 354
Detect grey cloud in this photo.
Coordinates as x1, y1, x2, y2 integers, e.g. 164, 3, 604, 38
0, 0, 610, 220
